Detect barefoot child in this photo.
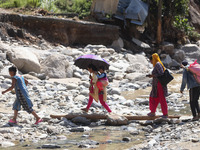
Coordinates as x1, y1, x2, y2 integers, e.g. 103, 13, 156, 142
81, 64, 111, 113
96, 66, 109, 95
1, 66, 42, 125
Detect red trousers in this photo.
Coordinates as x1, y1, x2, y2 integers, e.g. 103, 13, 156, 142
149, 81, 168, 115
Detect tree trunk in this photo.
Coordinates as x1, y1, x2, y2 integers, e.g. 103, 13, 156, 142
50, 114, 180, 120
157, 0, 162, 44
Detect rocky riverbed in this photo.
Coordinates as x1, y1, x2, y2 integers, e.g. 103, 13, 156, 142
1, 37, 200, 150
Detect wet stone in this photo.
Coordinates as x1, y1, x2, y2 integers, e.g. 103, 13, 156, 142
40, 144, 61, 149
122, 137, 131, 142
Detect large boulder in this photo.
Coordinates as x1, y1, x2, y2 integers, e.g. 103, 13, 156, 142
40, 54, 73, 78
181, 44, 200, 60
189, 0, 200, 33
161, 55, 173, 68
174, 50, 186, 63
6, 47, 41, 73
162, 42, 174, 55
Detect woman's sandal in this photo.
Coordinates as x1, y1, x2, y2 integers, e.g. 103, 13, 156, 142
160, 115, 168, 119
147, 112, 155, 117
9, 119, 17, 124
81, 108, 88, 113
35, 119, 43, 125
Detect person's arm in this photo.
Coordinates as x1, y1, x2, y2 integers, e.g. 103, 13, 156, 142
97, 73, 105, 79
24, 78, 29, 86
180, 69, 187, 93
2, 78, 16, 94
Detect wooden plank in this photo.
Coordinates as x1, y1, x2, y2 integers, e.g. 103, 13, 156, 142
50, 114, 180, 120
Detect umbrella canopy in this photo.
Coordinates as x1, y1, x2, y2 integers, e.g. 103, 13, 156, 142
74, 54, 110, 70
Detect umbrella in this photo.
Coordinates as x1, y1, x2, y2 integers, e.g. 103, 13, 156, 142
74, 54, 110, 70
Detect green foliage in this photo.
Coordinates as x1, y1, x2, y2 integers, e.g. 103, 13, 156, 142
0, 0, 41, 8
71, 0, 92, 18
173, 16, 200, 39
40, 0, 59, 13
0, 0, 92, 18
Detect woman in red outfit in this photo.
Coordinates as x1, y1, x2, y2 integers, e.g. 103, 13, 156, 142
147, 53, 168, 118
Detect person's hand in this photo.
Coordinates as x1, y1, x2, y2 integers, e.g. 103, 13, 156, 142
146, 74, 153, 78
89, 85, 92, 91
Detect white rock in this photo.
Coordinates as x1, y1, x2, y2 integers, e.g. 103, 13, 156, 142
7, 47, 41, 73
74, 95, 86, 102
132, 38, 150, 48
125, 53, 148, 66
1, 141, 15, 147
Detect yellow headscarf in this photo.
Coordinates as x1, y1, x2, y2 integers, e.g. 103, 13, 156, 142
152, 53, 165, 71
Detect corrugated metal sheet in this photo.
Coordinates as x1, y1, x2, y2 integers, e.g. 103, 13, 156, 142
91, 0, 148, 25
115, 0, 149, 25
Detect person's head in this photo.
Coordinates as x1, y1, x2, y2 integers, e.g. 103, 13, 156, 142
9, 66, 17, 77
88, 64, 97, 73
151, 53, 165, 70
99, 66, 105, 73
181, 60, 188, 68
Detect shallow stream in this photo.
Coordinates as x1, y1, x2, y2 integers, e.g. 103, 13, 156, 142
2, 74, 193, 150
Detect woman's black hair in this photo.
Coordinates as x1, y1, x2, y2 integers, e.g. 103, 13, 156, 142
99, 66, 105, 71
88, 64, 97, 71
9, 66, 17, 73
182, 60, 188, 66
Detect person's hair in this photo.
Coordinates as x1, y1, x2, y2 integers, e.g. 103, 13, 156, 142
182, 60, 188, 66
9, 66, 17, 73
99, 66, 105, 71
88, 64, 97, 71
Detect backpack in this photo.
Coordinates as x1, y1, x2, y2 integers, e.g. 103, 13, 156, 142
188, 60, 200, 84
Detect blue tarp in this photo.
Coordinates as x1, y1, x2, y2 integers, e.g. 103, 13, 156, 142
115, 0, 149, 25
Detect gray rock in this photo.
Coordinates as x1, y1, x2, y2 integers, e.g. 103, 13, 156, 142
174, 50, 186, 63
41, 144, 61, 149
122, 137, 131, 142
41, 54, 72, 78
162, 55, 172, 67
111, 37, 124, 50
181, 44, 200, 60
72, 117, 91, 126
70, 128, 85, 132
153, 118, 171, 124
162, 42, 174, 55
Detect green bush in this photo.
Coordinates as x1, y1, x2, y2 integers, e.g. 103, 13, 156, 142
55, 0, 92, 18
0, 0, 40, 8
